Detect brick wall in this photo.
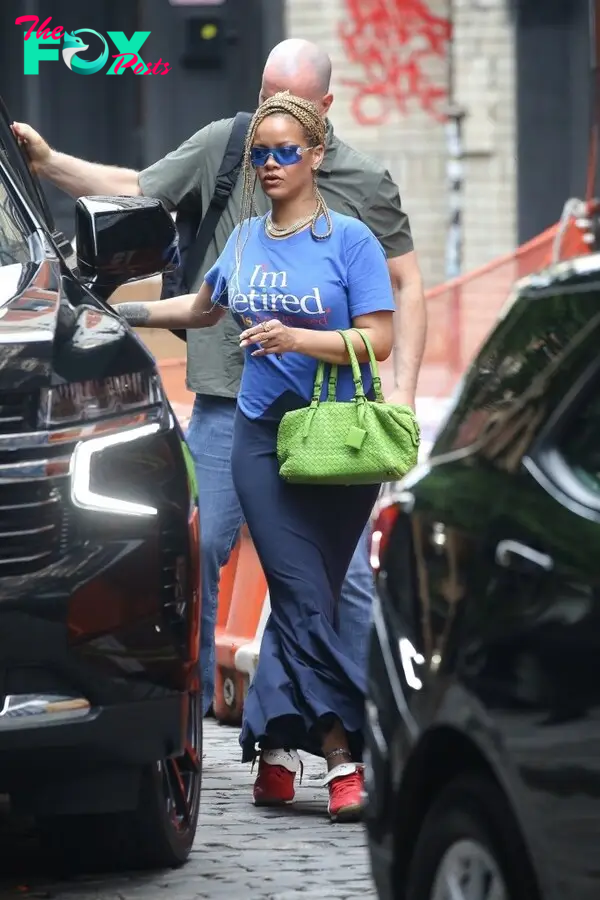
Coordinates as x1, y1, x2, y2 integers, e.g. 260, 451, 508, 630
452, 0, 517, 273
285, 0, 451, 288
285, 0, 518, 287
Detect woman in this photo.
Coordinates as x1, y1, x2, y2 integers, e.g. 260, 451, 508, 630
115, 91, 395, 822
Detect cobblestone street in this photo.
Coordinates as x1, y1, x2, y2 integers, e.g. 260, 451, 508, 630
0, 721, 377, 900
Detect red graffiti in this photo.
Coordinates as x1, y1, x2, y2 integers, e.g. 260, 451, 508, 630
338, 0, 452, 125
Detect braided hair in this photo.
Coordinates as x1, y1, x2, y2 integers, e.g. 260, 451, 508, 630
232, 91, 333, 291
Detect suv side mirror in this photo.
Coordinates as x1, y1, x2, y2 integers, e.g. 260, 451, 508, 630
75, 196, 180, 293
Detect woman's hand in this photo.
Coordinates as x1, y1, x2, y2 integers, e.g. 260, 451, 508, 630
239, 319, 297, 357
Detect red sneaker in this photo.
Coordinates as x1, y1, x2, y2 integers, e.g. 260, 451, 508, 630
252, 749, 302, 806
323, 763, 364, 822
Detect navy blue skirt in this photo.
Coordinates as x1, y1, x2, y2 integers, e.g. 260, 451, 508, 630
230, 395, 380, 762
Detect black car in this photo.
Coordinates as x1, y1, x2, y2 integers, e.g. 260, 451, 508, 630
365, 254, 600, 900
0, 98, 202, 871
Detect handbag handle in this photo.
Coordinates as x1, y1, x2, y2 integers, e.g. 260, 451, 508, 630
312, 337, 365, 403
336, 330, 366, 400
305, 337, 365, 438
350, 328, 385, 402
311, 359, 327, 403
310, 360, 342, 404
310, 328, 383, 406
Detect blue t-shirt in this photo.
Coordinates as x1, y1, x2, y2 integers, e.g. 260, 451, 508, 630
204, 210, 395, 419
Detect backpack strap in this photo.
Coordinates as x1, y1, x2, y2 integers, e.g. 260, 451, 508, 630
170, 111, 252, 342
182, 110, 252, 291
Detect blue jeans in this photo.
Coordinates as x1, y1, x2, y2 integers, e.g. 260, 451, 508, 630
337, 524, 376, 674
185, 394, 376, 717
186, 396, 244, 716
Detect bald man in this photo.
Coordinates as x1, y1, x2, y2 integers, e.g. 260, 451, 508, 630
12, 39, 425, 787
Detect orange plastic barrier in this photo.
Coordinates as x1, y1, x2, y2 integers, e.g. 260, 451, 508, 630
216, 541, 240, 631
403, 217, 591, 399
213, 525, 268, 724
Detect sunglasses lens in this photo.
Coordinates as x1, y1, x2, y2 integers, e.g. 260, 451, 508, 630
250, 146, 303, 167
276, 147, 301, 165
251, 149, 269, 167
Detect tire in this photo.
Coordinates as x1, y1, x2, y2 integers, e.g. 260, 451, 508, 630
406, 774, 539, 900
38, 692, 202, 874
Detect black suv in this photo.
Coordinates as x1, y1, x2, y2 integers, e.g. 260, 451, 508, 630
0, 98, 202, 870
365, 255, 600, 899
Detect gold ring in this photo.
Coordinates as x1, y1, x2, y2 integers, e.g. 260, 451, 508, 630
262, 322, 269, 332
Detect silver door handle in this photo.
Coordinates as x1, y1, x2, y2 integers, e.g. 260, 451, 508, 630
495, 540, 553, 572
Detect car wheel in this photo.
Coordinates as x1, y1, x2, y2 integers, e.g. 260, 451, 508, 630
38, 691, 202, 873
406, 774, 538, 900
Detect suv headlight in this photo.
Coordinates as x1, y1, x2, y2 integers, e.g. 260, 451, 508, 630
39, 372, 162, 429
70, 422, 161, 517
39, 371, 165, 518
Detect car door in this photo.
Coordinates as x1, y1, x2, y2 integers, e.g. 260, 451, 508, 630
492, 362, 600, 900
456, 332, 600, 899
402, 268, 590, 703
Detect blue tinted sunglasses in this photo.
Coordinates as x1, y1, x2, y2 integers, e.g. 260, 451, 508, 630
250, 145, 314, 168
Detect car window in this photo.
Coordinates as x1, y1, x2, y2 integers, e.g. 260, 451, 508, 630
0, 174, 33, 267
433, 275, 600, 458
0, 96, 55, 232
558, 392, 600, 497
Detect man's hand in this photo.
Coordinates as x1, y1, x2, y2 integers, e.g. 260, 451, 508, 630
11, 122, 52, 173
11, 123, 139, 198
239, 319, 296, 358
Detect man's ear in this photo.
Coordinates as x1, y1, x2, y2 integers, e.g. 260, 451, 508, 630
321, 93, 334, 116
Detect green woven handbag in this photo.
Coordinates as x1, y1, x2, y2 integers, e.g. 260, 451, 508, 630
276, 329, 420, 485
